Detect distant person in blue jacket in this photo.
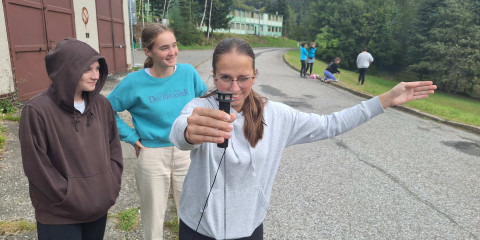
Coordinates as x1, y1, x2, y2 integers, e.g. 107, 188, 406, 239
299, 42, 308, 78
305, 42, 317, 76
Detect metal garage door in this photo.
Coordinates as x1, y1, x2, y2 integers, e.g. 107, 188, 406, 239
96, 0, 127, 74
3, 0, 75, 101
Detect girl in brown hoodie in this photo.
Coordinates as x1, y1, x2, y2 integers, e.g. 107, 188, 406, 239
19, 38, 123, 240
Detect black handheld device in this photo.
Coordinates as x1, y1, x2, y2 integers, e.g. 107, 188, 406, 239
215, 91, 234, 148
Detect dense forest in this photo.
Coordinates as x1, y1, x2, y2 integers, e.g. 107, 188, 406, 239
135, 0, 480, 95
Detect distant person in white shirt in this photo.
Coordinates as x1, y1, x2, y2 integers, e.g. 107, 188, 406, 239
356, 48, 374, 86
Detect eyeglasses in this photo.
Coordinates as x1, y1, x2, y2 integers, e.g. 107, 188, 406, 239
214, 75, 255, 88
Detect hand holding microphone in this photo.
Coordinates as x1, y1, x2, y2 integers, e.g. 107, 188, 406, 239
184, 92, 236, 145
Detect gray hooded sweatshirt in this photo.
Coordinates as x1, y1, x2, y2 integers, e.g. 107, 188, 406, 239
170, 95, 384, 238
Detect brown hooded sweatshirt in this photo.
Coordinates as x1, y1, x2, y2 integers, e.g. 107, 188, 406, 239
19, 38, 123, 224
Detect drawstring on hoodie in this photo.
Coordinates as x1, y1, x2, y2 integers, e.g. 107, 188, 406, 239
87, 112, 96, 126
73, 115, 80, 132
73, 112, 96, 132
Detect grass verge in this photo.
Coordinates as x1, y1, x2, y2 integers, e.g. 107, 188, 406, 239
109, 207, 140, 232
0, 124, 6, 150
164, 216, 179, 240
285, 50, 480, 127
163, 201, 179, 240
1, 115, 20, 121
0, 220, 36, 235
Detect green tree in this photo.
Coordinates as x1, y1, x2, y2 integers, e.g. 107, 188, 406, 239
281, 4, 297, 39
170, 0, 202, 45
232, 0, 256, 10
392, 0, 420, 68
304, 0, 401, 70
408, 0, 480, 94
202, 0, 232, 32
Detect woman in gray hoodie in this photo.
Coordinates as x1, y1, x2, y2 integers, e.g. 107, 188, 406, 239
170, 38, 436, 239
19, 38, 123, 240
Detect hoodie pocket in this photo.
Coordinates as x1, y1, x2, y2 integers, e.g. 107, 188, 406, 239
51, 169, 120, 220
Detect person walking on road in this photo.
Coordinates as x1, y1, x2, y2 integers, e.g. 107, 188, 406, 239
19, 38, 123, 240
305, 42, 317, 76
357, 48, 374, 86
107, 23, 207, 240
299, 42, 308, 78
169, 37, 437, 239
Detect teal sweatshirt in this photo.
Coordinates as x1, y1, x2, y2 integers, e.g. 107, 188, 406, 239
107, 64, 207, 147
300, 46, 308, 60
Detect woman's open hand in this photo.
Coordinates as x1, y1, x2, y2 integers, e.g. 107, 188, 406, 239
379, 81, 437, 109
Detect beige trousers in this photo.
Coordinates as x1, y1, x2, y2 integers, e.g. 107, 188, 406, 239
135, 146, 191, 240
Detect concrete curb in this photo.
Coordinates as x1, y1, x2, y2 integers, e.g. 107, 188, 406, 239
281, 53, 480, 136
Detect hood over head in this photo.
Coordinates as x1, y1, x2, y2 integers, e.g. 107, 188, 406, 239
45, 38, 108, 113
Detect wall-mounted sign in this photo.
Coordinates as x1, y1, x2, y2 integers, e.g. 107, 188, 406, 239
82, 7, 89, 25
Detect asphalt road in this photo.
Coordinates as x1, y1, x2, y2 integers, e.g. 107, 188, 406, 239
241, 48, 480, 239
1, 48, 479, 239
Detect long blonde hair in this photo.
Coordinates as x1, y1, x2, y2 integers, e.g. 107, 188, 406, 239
141, 23, 174, 68
209, 38, 267, 147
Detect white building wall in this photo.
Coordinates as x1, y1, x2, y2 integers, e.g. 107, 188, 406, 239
0, 3, 15, 96
73, 0, 132, 67
73, 1, 100, 52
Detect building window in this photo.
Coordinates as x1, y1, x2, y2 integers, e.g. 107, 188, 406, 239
250, 12, 254, 18
242, 24, 246, 30
231, 23, 234, 29
236, 23, 240, 29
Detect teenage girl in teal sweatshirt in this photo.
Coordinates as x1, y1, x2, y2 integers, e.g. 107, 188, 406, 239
107, 24, 207, 240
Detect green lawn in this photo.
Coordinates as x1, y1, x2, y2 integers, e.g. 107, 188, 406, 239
285, 50, 480, 127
